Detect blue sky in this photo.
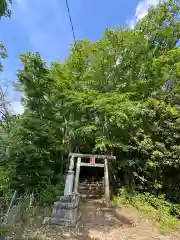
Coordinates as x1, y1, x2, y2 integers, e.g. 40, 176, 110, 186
0, 0, 160, 114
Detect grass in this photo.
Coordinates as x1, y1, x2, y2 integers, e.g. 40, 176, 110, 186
113, 188, 180, 234
1, 205, 52, 238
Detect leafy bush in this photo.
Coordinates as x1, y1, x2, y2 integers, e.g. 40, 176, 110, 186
38, 175, 65, 205
0, 167, 12, 197
114, 188, 180, 233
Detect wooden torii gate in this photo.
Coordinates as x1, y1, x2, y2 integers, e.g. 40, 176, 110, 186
64, 153, 116, 202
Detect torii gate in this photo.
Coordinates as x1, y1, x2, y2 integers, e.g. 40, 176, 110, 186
64, 153, 116, 202
45, 152, 116, 225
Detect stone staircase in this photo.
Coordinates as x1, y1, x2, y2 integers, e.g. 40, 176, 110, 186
79, 179, 104, 200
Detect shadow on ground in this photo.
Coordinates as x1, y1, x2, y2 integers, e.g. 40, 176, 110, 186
60, 199, 134, 240
10, 198, 179, 240
11, 199, 151, 240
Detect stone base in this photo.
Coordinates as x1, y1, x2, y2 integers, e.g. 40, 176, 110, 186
52, 205, 79, 219
44, 193, 80, 226
53, 201, 78, 209
43, 212, 81, 226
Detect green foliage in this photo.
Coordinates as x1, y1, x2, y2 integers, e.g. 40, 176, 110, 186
0, 0, 11, 18
39, 178, 65, 205
0, 167, 12, 197
0, 42, 7, 72
0, 0, 180, 211
0, 0, 11, 71
114, 188, 180, 233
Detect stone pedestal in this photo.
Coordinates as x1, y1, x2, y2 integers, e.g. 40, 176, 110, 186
45, 194, 80, 226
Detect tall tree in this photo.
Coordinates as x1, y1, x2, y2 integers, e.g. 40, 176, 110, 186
11, 0, 180, 203
0, 0, 11, 18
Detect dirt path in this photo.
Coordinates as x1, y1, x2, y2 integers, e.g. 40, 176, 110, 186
13, 199, 180, 240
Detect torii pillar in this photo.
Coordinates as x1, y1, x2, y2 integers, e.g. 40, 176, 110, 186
104, 158, 110, 202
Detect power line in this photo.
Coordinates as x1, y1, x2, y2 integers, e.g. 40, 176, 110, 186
65, 0, 76, 42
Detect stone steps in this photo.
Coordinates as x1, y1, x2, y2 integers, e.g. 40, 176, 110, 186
78, 188, 103, 195
79, 185, 103, 190
79, 182, 103, 187
79, 190, 103, 196
79, 181, 104, 200
79, 185, 103, 191
80, 194, 103, 199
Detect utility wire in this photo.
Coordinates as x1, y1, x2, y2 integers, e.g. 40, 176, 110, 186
65, 0, 76, 42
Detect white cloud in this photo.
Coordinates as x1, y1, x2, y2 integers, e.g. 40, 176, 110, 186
129, 0, 162, 28
135, 0, 161, 20
9, 100, 24, 114
4, 82, 24, 115
128, 19, 136, 29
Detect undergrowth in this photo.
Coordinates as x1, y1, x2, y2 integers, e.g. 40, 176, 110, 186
114, 188, 180, 234
38, 175, 65, 205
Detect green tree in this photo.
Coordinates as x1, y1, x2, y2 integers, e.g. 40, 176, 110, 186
0, 0, 11, 70
10, 0, 180, 204
0, 0, 11, 18
8, 53, 65, 193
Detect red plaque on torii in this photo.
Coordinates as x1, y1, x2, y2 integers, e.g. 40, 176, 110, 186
90, 157, 95, 165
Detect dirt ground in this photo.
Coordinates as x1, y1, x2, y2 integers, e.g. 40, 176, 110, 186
11, 199, 180, 240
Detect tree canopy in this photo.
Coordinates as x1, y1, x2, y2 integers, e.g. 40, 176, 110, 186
0, 0, 11, 18
0, 0, 180, 205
